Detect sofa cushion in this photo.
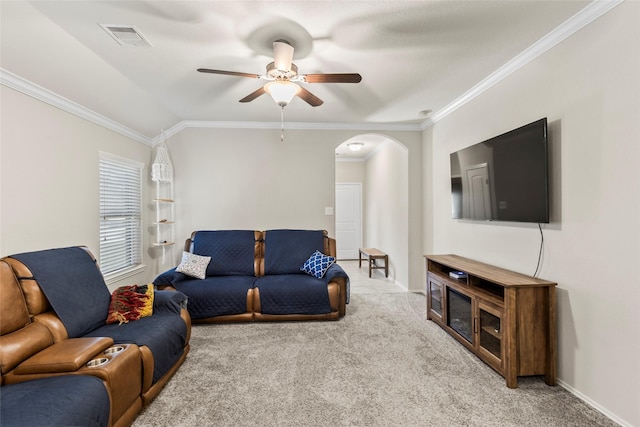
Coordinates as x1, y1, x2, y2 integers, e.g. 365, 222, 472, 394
153, 289, 188, 315
192, 230, 256, 277
300, 250, 336, 279
255, 274, 331, 315
264, 230, 325, 275
107, 284, 154, 325
87, 311, 188, 384
174, 276, 256, 319
1, 375, 110, 427
10, 247, 111, 338
176, 251, 210, 279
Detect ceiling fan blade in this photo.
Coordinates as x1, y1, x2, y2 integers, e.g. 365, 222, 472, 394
239, 87, 266, 103
273, 40, 294, 72
197, 68, 260, 79
297, 87, 323, 107
303, 73, 362, 83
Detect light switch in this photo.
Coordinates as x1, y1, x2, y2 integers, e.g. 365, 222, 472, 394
324, 207, 334, 216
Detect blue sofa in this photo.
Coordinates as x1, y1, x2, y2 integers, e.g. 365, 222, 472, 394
154, 229, 349, 322
1, 376, 111, 427
0, 247, 191, 427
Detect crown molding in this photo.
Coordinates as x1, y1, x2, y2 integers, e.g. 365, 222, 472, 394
0, 68, 153, 146
175, 120, 421, 131
422, 0, 623, 129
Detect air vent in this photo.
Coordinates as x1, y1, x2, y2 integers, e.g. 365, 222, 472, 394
100, 24, 152, 47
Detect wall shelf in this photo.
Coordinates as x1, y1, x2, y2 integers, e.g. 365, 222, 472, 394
152, 180, 174, 249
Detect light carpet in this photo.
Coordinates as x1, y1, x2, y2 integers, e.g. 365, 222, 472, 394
132, 292, 615, 426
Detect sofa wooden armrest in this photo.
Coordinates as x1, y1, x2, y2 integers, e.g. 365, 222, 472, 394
14, 337, 114, 375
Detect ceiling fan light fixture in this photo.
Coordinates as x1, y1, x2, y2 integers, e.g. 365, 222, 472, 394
273, 40, 294, 72
348, 142, 364, 152
264, 81, 301, 107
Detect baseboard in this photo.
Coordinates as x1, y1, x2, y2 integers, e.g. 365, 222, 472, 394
558, 378, 630, 427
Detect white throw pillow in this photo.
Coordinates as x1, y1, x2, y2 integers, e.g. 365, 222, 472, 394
176, 251, 211, 279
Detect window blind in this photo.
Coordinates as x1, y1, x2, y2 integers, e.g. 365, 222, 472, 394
99, 153, 143, 277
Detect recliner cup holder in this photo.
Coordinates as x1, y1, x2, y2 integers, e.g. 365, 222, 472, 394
104, 346, 124, 354
87, 357, 108, 368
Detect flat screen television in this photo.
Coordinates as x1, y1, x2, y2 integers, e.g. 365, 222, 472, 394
450, 118, 549, 223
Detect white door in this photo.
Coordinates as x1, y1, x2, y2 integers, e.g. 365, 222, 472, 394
335, 183, 362, 259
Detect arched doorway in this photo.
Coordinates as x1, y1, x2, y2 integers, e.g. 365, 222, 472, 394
335, 134, 409, 287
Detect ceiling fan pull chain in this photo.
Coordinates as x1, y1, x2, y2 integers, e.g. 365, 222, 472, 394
280, 106, 285, 143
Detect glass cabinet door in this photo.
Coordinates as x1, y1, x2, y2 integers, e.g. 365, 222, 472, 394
426, 276, 444, 324
477, 301, 504, 371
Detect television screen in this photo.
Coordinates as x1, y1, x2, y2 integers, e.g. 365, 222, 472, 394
450, 118, 549, 223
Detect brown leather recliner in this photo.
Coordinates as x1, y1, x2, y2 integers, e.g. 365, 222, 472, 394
0, 259, 136, 426
0, 247, 192, 427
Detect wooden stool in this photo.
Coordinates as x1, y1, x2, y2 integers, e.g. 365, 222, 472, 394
358, 248, 388, 278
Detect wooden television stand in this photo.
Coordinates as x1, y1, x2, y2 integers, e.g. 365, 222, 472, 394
424, 254, 557, 388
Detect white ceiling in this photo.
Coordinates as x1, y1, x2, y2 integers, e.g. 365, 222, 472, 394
1, 0, 595, 151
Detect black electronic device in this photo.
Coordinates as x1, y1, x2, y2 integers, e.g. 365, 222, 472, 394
450, 118, 549, 223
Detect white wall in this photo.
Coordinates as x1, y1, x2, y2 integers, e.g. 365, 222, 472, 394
425, 2, 639, 425
0, 86, 153, 290
167, 127, 338, 250
364, 141, 409, 288
335, 160, 365, 183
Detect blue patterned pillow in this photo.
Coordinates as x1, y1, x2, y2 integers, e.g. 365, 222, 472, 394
300, 250, 336, 279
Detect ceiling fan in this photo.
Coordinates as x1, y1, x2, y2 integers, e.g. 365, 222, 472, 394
197, 40, 362, 108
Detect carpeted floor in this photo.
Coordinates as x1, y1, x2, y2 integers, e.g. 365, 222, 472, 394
132, 292, 616, 427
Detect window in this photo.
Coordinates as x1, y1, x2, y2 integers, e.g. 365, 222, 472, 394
99, 152, 144, 282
